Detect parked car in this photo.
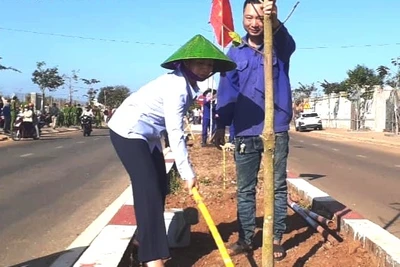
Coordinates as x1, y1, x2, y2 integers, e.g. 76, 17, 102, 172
295, 112, 323, 131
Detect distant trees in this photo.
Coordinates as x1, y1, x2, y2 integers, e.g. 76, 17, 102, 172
82, 78, 100, 106
292, 82, 317, 102
296, 56, 399, 131
2, 56, 134, 111
97, 85, 130, 107
31, 61, 65, 111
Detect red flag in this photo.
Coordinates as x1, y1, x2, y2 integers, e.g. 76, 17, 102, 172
210, 0, 234, 48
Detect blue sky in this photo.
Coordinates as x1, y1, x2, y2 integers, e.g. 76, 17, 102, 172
1, 0, 399, 101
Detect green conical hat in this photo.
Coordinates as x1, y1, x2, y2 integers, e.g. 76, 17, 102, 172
161, 34, 236, 73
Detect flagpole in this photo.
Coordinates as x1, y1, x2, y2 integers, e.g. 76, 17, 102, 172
209, 0, 225, 141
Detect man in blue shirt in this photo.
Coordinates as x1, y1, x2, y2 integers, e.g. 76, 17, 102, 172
214, 0, 296, 261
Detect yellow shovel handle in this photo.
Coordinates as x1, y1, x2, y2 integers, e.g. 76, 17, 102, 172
191, 188, 234, 267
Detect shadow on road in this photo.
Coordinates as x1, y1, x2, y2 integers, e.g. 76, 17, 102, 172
9, 247, 87, 267
90, 133, 110, 137
381, 202, 400, 234
299, 173, 326, 181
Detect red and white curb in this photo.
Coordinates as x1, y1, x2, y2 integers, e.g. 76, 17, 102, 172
51, 151, 400, 267
50, 148, 175, 267
287, 178, 400, 267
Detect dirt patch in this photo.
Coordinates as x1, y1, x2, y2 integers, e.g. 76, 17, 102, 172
120, 137, 379, 266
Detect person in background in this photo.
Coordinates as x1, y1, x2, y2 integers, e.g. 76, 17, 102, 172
29, 103, 40, 138
10, 96, 17, 131
107, 34, 236, 267
201, 88, 217, 147
2, 100, 11, 134
192, 107, 200, 124
76, 104, 83, 125
81, 105, 94, 118
49, 103, 60, 129
213, 0, 296, 260
63, 103, 71, 127
22, 105, 33, 123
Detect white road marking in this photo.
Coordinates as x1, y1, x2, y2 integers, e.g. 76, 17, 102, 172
55, 145, 63, 149
94, 138, 99, 141
395, 165, 400, 168
356, 155, 367, 158
20, 153, 33, 158
312, 144, 319, 147
77, 141, 85, 144
299, 140, 304, 143
332, 148, 339, 152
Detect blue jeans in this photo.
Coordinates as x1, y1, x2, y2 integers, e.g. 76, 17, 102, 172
234, 132, 289, 245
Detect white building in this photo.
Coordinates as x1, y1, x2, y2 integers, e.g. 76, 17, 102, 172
307, 86, 399, 132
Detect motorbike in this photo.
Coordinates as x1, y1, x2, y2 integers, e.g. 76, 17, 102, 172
11, 116, 40, 141
39, 113, 52, 128
81, 115, 93, 137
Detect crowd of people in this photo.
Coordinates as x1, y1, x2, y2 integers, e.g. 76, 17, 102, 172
0, 97, 115, 137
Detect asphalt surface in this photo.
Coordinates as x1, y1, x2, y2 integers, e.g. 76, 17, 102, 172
0, 129, 130, 267
288, 131, 400, 238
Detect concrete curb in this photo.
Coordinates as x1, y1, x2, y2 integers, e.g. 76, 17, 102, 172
287, 178, 400, 267
41, 127, 80, 134
50, 148, 175, 267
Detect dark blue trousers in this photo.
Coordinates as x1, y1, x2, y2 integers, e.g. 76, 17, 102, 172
110, 130, 170, 262
202, 117, 216, 143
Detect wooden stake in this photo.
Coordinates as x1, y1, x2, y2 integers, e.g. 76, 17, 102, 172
261, 6, 275, 267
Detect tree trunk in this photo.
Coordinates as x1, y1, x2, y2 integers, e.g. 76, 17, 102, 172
41, 88, 46, 113
261, 14, 275, 267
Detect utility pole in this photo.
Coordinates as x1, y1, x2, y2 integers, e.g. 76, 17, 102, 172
67, 76, 73, 104
65, 70, 79, 105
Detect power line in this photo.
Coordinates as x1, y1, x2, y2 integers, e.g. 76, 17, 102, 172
1, 26, 400, 50
300, 43, 400, 50
0, 27, 180, 47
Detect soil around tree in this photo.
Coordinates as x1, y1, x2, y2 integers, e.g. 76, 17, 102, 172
120, 138, 379, 267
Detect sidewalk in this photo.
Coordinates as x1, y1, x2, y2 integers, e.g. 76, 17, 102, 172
0, 126, 80, 142
302, 127, 400, 148
40, 126, 81, 134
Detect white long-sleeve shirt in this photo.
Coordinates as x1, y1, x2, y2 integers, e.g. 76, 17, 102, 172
81, 109, 94, 117
108, 69, 200, 180
23, 109, 33, 122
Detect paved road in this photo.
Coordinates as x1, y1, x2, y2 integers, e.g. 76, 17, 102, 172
288, 131, 400, 238
0, 129, 130, 267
